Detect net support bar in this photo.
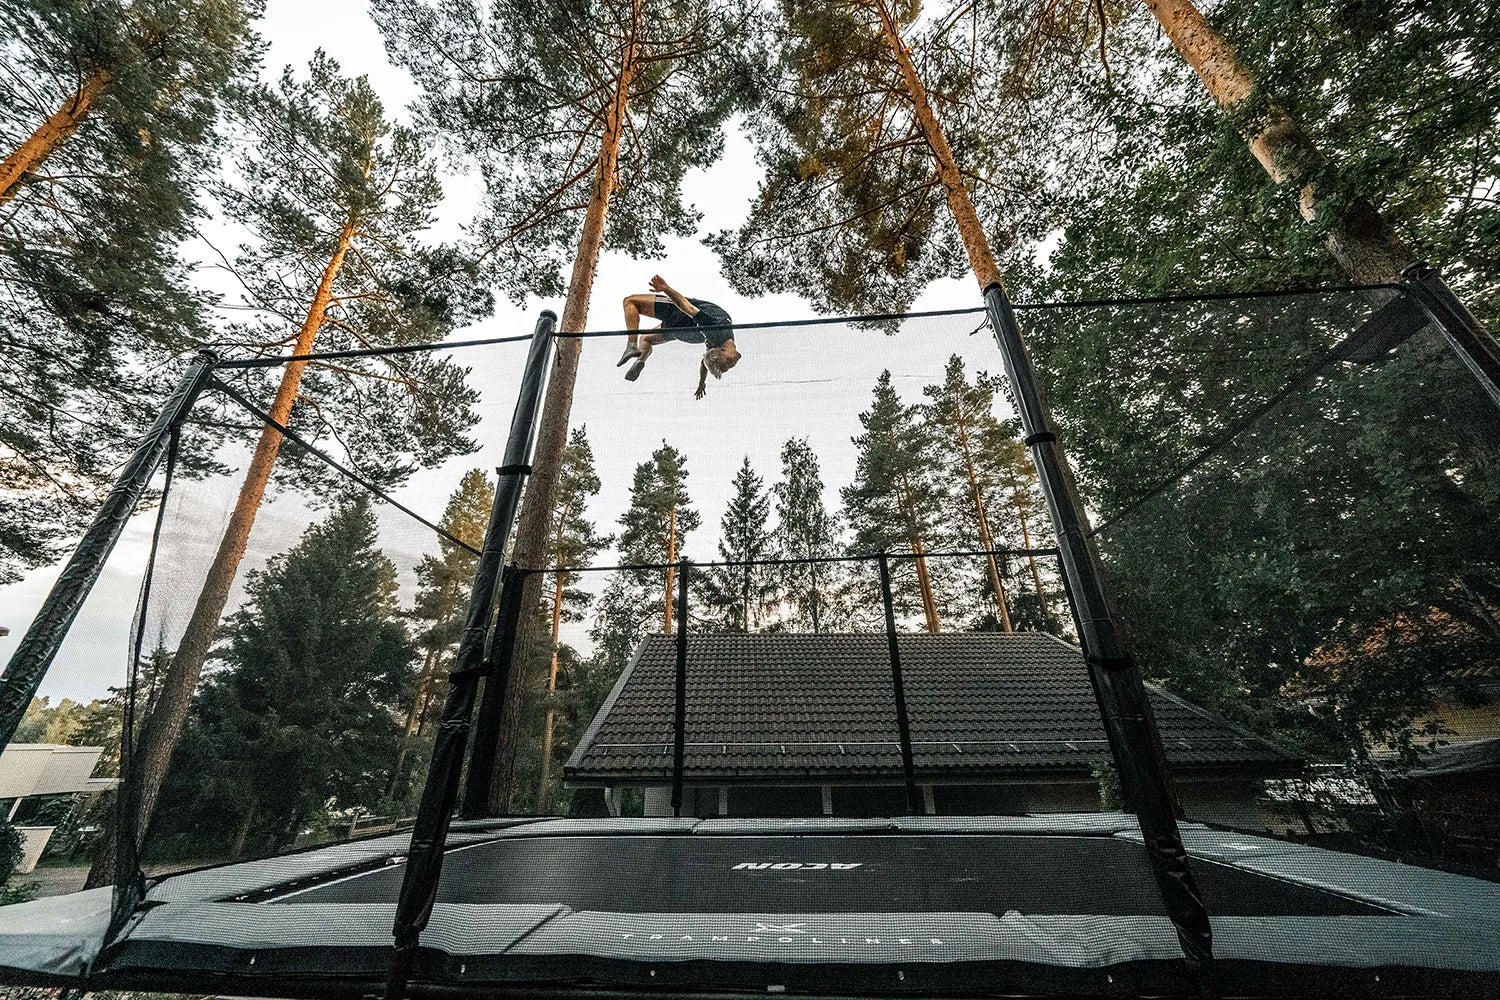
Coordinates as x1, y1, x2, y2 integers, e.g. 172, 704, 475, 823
982, 283, 1214, 964
0, 350, 219, 747
671, 560, 690, 817
1400, 262, 1500, 412
877, 553, 922, 815
386, 310, 556, 999
461, 562, 527, 818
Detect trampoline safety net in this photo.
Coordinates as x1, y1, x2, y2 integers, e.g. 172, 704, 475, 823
0, 285, 1498, 1000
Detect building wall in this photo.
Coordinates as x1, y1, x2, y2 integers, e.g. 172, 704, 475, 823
626, 777, 1282, 831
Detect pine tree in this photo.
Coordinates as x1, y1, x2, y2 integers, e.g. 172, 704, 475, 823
921, 356, 1018, 631
535, 428, 609, 811
843, 372, 945, 631
772, 438, 847, 632
393, 469, 495, 799
710, 0, 1044, 313
90, 54, 481, 887
618, 443, 701, 633
0, 0, 263, 582
373, 0, 759, 814
703, 457, 777, 632
148, 500, 413, 859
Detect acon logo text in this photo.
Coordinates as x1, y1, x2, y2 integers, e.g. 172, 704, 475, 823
731, 862, 863, 870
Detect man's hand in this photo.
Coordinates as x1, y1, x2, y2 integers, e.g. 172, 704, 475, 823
694, 383, 707, 400
649, 274, 669, 293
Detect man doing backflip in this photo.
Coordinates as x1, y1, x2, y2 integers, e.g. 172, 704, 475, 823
618, 275, 739, 399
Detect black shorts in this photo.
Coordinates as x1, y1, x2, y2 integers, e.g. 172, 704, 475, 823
655, 296, 734, 349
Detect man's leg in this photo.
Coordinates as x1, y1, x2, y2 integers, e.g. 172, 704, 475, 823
620, 294, 658, 367
625, 333, 667, 382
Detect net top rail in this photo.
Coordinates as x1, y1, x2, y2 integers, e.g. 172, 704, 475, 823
208, 282, 1400, 368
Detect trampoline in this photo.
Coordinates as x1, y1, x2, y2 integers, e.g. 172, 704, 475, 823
4, 815, 1499, 997
4, 281, 1500, 999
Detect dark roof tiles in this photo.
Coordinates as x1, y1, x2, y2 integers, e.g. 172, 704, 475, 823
565, 633, 1296, 782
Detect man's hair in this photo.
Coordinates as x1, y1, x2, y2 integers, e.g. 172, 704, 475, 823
704, 347, 738, 378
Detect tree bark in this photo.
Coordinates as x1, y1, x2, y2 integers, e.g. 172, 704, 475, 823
1142, 0, 1415, 283
956, 420, 1012, 631
1015, 490, 1047, 610
535, 502, 571, 813
486, 3, 641, 814
388, 645, 441, 798
85, 222, 355, 888
876, 2, 1003, 289
0, 68, 110, 202
663, 508, 677, 634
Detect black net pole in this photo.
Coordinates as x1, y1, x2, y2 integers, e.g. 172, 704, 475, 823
1400, 262, 1500, 412
0, 350, 218, 747
461, 563, 527, 818
983, 283, 1213, 963
386, 310, 556, 1000
877, 553, 922, 816
671, 560, 690, 818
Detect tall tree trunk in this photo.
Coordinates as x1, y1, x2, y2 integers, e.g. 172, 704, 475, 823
85, 222, 355, 888
487, 4, 641, 814
535, 569, 567, 812
876, 3, 1002, 289
908, 535, 940, 633
535, 503, 571, 813
892, 444, 940, 632
0, 68, 110, 202
956, 421, 1012, 631
663, 508, 677, 634
388, 645, 441, 799
1141, 0, 1415, 283
1015, 490, 1047, 610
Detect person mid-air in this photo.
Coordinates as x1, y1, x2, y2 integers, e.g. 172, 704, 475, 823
618, 275, 739, 399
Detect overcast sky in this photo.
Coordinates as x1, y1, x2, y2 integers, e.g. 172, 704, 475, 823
1, 0, 1004, 705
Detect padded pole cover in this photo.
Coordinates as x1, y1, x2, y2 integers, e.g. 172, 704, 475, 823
0, 351, 218, 748
982, 284, 1213, 963
1401, 262, 1500, 412
387, 310, 556, 998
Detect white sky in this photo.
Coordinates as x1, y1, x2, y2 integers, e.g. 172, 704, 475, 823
0, 0, 1004, 704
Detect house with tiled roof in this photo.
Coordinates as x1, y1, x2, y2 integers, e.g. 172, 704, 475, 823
565, 632, 1301, 830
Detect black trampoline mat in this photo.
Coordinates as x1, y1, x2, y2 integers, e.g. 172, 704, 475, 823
275, 834, 1389, 916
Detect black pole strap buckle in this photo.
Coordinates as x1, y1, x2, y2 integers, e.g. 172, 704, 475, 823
497, 463, 532, 476
1023, 431, 1057, 447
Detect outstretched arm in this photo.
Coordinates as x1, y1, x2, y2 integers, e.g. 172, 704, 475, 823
695, 360, 709, 400
650, 274, 699, 317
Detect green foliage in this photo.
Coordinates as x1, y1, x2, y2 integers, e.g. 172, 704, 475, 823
843, 370, 948, 623
710, 0, 1044, 313
210, 51, 482, 491
773, 438, 851, 632
0, 0, 263, 582
701, 457, 778, 631
0, 820, 23, 882
149, 499, 414, 860
1091, 759, 1122, 812
372, 0, 762, 304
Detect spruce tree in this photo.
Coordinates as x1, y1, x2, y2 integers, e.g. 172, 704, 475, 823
90, 54, 481, 886
703, 457, 777, 632
535, 428, 609, 811
618, 442, 701, 633
921, 356, 1021, 630
148, 499, 413, 859
772, 438, 847, 632
0, 0, 263, 581
393, 469, 495, 799
710, 0, 1043, 313
843, 372, 945, 631
373, 0, 758, 814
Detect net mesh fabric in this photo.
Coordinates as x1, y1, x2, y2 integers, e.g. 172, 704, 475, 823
7, 288, 1491, 989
